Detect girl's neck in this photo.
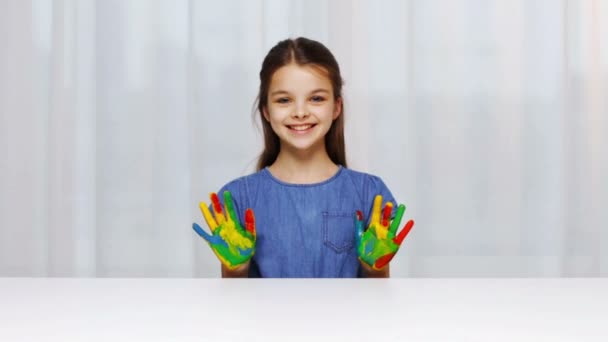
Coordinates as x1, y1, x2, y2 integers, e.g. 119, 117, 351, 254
267, 146, 340, 184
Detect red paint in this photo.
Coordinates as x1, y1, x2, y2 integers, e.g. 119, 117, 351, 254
375, 253, 395, 269
382, 204, 392, 226
394, 219, 414, 245
211, 193, 222, 214
245, 208, 256, 236
356, 210, 364, 221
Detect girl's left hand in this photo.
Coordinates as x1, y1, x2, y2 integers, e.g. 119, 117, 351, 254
355, 195, 414, 270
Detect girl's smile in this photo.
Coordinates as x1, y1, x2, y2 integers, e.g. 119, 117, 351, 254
286, 123, 317, 134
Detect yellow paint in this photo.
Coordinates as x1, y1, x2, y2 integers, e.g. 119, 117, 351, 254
370, 195, 392, 240
199, 202, 218, 232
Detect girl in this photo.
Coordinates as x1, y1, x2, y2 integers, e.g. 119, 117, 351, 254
192, 37, 414, 278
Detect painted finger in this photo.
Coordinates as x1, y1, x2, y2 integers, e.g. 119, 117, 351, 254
210, 192, 226, 225
388, 204, 406, 238
199, 201, 218, 232
245, 208, 256, 237
223, 191, 240, 224
193, 222, 223, 245
370, 195, 383, 226
354, 210, 365, 248
382, 202, 393, 227
394, 219, 414, 245
374, 252, 396, 270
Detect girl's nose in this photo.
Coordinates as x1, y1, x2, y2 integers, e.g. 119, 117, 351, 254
293, 111, 310, 119
292, 100, 311, 119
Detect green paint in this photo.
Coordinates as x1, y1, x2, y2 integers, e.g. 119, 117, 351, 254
193, 191, 256, 270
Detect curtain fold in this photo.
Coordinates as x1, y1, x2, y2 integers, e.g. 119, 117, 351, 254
0, 0, 606, 277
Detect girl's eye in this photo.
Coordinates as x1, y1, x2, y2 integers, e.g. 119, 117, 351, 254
311, 96, 325, 102
276, 98, 290, 104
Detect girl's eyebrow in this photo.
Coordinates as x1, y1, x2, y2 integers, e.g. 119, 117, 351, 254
270, 90, 289, 96
270, 88, 330, 96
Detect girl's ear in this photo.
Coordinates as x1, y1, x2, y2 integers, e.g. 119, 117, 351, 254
262, 107, 270, 122
333, 97, 343, 120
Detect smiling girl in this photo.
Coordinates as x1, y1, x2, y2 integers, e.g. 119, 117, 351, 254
192, 37, 414, 278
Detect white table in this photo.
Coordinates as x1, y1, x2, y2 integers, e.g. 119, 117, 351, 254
1, 278, 606, 341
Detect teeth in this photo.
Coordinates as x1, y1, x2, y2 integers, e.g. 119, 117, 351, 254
290, 124, 312, 131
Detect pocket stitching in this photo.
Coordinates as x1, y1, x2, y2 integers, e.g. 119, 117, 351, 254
322, 211, 354, 253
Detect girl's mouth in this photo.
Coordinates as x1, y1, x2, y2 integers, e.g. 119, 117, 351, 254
286, 124, 316, 134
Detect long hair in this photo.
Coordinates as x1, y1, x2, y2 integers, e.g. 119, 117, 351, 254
253, 37, 346, 171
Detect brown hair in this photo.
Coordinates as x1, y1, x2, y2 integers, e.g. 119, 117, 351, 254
253, 37, 346, 171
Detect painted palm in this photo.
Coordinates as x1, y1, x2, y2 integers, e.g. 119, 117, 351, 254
355, 195, 414, 270
192, 191, 256, 270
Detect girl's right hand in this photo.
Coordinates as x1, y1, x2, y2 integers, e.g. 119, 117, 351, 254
192, 191, 256, 270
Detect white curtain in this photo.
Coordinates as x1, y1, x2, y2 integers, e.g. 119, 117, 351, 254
1, 0, 606, 277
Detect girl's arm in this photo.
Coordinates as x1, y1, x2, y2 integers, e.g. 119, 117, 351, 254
360, 262, 390, 278
221, 261, 250, 278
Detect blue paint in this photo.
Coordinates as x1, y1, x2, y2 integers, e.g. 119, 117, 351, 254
192, 223, 226, 247
364, 237, 375, 255
238, 247, 252, 256
354, 213, 365, 248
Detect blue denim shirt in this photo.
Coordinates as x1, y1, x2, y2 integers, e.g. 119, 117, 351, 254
215, 166, 396, 278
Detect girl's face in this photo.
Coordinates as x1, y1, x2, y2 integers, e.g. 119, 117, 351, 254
264, 63, 342, 155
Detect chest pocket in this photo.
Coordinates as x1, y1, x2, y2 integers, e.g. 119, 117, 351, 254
322, 211, 355, 253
